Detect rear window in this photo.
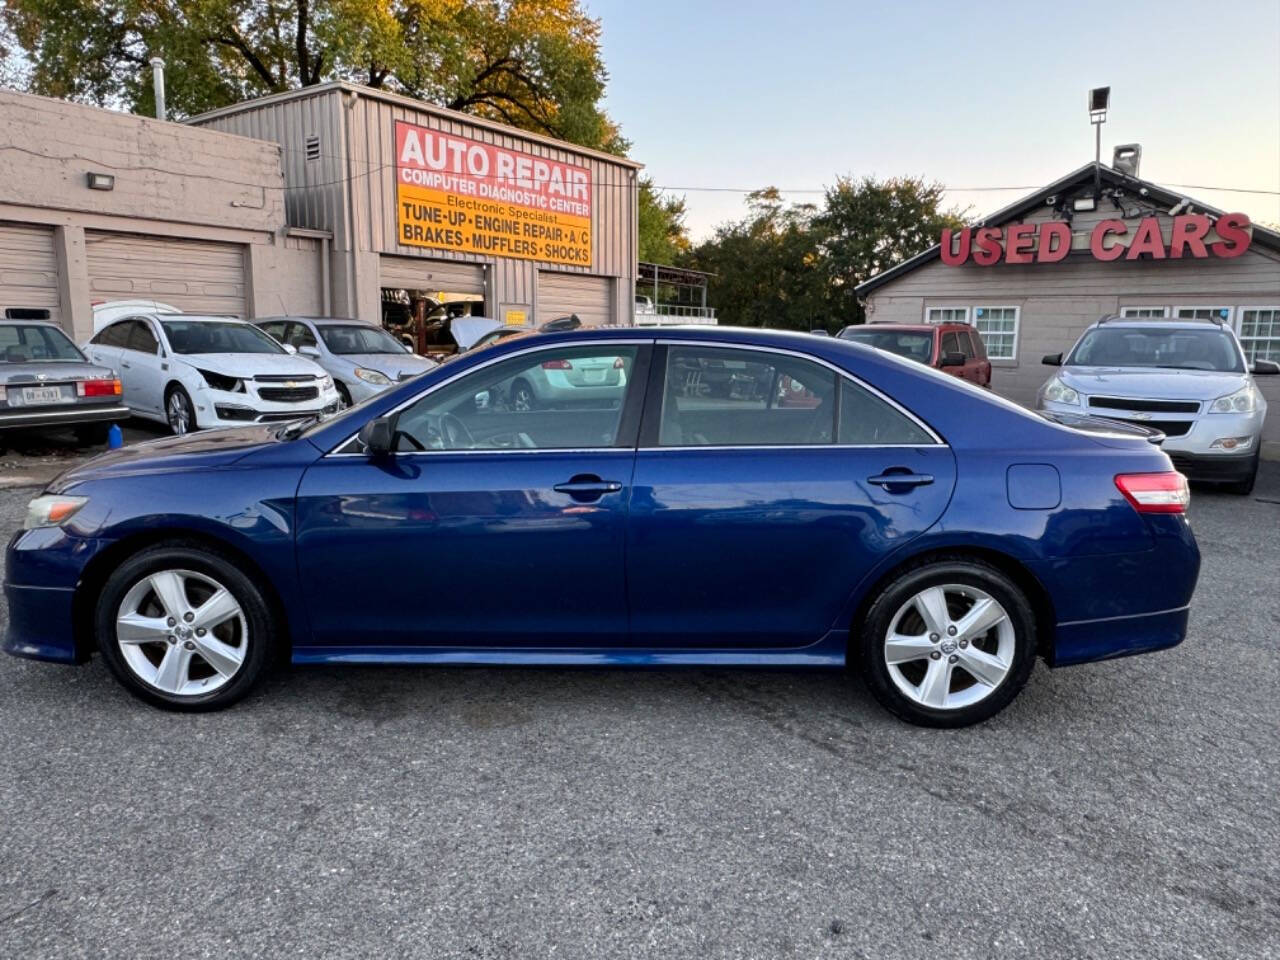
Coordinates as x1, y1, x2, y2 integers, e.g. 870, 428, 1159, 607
0, 323, 85, 362
1067, 327, 1243, 372
838, 328, 934, 364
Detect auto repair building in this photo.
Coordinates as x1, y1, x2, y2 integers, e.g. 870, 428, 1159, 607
0, 84, 639, 340
855, 160, 1280, 456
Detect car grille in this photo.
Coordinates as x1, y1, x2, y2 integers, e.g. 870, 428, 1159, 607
257, 386, 319, 403
1105, 418, 1194, 438
1088, 396, 1200, 413
257, 411, 316, 422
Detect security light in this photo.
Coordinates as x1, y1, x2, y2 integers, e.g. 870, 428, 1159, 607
1073, 196, 1097, 212
1089, 86, 1110, 118
86, 172, 115, 191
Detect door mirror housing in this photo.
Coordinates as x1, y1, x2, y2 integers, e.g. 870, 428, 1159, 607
358, 416, 394, 456
282, 343, 298, 355
1042, 353, 1063, 366
298, 344, 321, 358
474, 390, 491, 410
1252, 359, 1280, 375
940, 352, 965, 367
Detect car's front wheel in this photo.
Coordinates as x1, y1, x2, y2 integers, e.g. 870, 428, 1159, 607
165, 385, 197, 435
94, 543, 276, 711
858, 559, 1037, 727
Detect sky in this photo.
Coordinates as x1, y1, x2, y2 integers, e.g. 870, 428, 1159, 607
587, 0, 1280, 241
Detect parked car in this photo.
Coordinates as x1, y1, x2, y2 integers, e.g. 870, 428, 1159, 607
6, 327, 1200, 727
1039, 315, 1277, 494
255, 317, 436, 407
83, 314, 342, 434
837, 322, 991, 387
0, 319, 127, 443
496, 347, 630, 411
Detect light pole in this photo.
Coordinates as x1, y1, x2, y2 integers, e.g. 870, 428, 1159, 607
1089, 86, 1110, 198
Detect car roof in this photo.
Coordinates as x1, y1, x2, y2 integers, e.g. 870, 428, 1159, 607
257, 316, 375, 326
152, 315, 251, 324
843, 323, 944, 333
1085, 317, 1236, 332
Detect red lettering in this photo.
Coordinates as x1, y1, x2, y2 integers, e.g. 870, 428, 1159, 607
1090, 220, 1128, 261
1036, 221, 1072, 263
1005, 223, 1035, 264
1125, 217, 1167, 260
1211, 212, 1252, 258
1169, 214, 1210, 259
973, 227, 1003, 266
940, 227, 971, 265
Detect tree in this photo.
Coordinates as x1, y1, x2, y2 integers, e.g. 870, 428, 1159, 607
816, 176, 967, 327
636, 178, 689, 265
3, 0, 616, 148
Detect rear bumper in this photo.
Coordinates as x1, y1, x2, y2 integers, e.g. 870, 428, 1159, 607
3, 581, 83, 664
1166, 450, 1257, 482
1050, 604, 1190, 667
0, 404, 129, 430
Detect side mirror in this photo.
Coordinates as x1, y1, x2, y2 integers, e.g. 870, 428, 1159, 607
298, 344, 321, 358
474, 390, 491, 410
358, 416, 394, 456
1042, 353, 1063, 366
940, 352, 965, 367
282, 343, 298, 355
1252, 359, 1279, 375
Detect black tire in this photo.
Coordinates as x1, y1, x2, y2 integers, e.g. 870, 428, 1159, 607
165, 384, 197, 436
74, 423, 110, 446
509, 378, 537, 411
1221, 452, 1259, 496
856, 558, 1037, 728
336, 381, 353, 408
94, 542, 277, 711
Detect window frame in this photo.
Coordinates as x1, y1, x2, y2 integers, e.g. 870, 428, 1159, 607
1173, 305, 1233, 323
971, 306, 1021, 361
639, 340, 943, 450
1234, 305, 1280, 364
924, 306, 969, 325
1119, 306, 1170, 319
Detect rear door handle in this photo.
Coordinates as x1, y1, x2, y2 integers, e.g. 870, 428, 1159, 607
868, 472, 934, 488
120, 361, 131, 369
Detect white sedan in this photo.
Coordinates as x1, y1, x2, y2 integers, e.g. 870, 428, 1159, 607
83, 314, 342, 434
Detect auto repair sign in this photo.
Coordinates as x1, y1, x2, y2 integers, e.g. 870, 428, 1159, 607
394, 121, 592, 267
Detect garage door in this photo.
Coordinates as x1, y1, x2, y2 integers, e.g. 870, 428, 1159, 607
537, 272, 613, 327
0, 222, 61, 324
86, 232, 247, 317
379, 256, 485, 297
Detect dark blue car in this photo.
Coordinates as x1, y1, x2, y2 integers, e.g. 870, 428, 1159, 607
4, 327, 1200, 726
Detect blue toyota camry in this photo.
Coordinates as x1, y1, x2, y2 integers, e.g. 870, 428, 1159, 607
4, 327, 1200, 726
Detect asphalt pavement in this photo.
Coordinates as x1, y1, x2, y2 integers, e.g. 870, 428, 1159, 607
1, 455, 1278, 959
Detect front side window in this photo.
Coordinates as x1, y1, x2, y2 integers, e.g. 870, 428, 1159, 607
1237, 307, 1280, 363
319, 324, 407, 355
0, 323, 85, 362
838, 328, 934, 364
127, 321, 160, 354
161, 320, 285, 355
1067, 327, 1244, 372
658, 346, 836, 447
390, 345, 638, 452
972, 306, 1019, 359
282, 322, 318, 350
941, 332, 963, 359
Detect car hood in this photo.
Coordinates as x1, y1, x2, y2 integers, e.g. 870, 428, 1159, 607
451, 317, 501, 350
181, 352, 327, 379
47, 425, 292, 491
336, 353, 436, 379
1059, 366, 1246, 401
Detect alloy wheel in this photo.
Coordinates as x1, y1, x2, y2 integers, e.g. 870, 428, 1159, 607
510, 383, 533, 411
115, 569, 248, 697
167, 391, 193, 435
882, 583, 1015, 711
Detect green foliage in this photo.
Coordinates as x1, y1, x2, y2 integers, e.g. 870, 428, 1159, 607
637, 178, 689, 266
686, 178, 966, 330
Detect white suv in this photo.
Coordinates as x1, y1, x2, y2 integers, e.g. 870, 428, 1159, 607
1038, 316, 1278, 494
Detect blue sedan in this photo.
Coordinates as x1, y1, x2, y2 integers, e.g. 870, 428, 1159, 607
3, 327, 1200, 726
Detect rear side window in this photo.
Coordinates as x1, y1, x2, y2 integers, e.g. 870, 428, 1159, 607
93, 321, 131, 348
838, 380, 935, 445
659, 346, 836, 446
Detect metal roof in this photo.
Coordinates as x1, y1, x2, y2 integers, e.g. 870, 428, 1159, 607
854, 163, 1280, 297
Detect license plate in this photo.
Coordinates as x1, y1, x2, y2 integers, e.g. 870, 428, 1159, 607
21, 386, 68, 405
584, 369, 607, 383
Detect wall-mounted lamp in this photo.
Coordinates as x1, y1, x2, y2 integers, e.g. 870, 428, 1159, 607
1072, 196, 1097, 212
86, 172, 115, 191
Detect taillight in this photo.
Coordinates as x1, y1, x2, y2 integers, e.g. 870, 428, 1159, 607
77, 378, 122, 397
1115, 472, 1190, 514
613, 357, 626, 369
541, 359, 572, 370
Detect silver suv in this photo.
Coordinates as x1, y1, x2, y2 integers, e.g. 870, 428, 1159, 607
1038, 316, 1278, 494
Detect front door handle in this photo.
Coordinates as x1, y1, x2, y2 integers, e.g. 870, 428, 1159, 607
120, 361, 131, 369
554, 475, 623, 501
868, 472, 934, 489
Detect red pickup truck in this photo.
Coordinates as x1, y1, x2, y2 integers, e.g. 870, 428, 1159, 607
837, 322, 992, 387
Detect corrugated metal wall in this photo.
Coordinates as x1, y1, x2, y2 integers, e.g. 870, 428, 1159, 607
0, 222, 60, 323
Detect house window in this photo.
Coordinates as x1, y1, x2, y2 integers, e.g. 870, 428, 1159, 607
1237, 307, 1280, 363
1120, 306, 1169, 318
925, 307, 968, 324
972, 306, 1019, 359
1175, 306, 1232, 322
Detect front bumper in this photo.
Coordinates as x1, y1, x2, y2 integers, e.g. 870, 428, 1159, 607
0, 404, 130, 431
1038, 400, 1264, 460
1165, 450, 1257, 482
3, 581, 82, 664
195, 384, 343, 427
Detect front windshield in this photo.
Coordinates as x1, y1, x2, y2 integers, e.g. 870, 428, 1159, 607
162, 320, 285, 355
319, 324, 407, 355
1067, 327, 1243, 372
839, 328, 934, 363
0, 324, 85, 362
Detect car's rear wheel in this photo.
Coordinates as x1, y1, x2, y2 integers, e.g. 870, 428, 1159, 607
858, 559, 1036, 727
509, 378, 536, 411
95, 543, 276, 711
165, 385, 197, 435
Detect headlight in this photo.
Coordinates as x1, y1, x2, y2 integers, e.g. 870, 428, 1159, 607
354, 368, 391, 386
1042, 376, 1081, 406
1208, 384, 1259, 414
24, 495, 88, 530
195, 369, 244, 393
319, 375, 334, 390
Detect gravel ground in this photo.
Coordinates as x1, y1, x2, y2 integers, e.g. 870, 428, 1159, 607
0, 459, 1277, 959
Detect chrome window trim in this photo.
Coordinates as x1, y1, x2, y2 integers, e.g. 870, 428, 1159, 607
652, 338, 945, 447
